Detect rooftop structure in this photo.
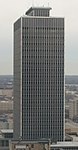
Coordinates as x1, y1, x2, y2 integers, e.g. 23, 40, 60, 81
25, 7, 52, 16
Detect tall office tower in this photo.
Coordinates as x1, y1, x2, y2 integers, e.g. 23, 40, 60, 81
14, 7, 64, 141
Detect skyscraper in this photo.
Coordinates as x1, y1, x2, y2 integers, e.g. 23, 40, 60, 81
14, 7, 64, 141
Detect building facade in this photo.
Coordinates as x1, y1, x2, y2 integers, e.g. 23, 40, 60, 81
14, 7, 64, 141
9, 140, 49, 150
69, 98, 78, 120
50, 142, 78, 150
0, 129, 13, 150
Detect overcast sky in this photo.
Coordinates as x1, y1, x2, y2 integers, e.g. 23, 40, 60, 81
0, 0, 78, 75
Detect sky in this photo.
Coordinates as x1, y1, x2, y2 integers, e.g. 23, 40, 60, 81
0, 0, 78, 75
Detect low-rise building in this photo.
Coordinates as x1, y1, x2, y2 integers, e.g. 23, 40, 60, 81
65, 121, 78, 134
69, 98, 78, 120
1, 129, 13, 139
50, 142, 78, 150
0, 120, 9, 130
0, 139, 9, 150
10, 140, 78, 150
0, 101, 13, 113
0, 129, 13, 150
9, 140, 49, 150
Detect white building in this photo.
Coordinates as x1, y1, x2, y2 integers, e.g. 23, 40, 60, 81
51, 142, 78, 150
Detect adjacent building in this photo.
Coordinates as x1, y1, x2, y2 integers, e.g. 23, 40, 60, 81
9, 140, 49, 150
14, 7, 64, 141
0, 129, 13, 150
69, 98, 78, 120
50, 142, 78, 150
0, 101, 13, 113
10, 140, 78, 150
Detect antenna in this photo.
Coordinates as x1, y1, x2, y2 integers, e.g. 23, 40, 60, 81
48, 2, 49, 7
32, 0, 34, 7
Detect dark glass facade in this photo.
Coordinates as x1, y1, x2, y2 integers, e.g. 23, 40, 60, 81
14, 7, 64, 141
